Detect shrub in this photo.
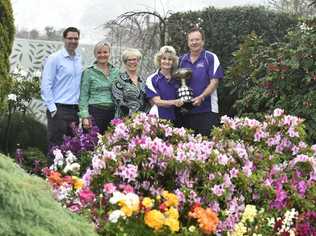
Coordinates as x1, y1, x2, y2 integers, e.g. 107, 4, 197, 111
225, 19, 316, 141
0, 113, 48, 155
0, 154, 98, 236
0, 0, 15, 113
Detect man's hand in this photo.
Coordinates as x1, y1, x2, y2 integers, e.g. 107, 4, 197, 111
51, 110, 57, 118
192, 95, 205, 106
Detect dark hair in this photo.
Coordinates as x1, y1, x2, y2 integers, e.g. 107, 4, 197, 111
63, 27, 80, 38
187, 27, 205, 40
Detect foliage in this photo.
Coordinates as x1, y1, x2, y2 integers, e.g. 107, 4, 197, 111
45, 111, 316, 235
225, 19, 316, 141
167, 6, 297, 69
0, 154, 98, 236
268, 0, 316, 17
0, 0, 15, 114
15, 147, 48, 177
0, 112, 47, 155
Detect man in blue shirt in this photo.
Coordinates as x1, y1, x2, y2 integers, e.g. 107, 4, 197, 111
179, 28, 224, 136
41, 27, 83, 149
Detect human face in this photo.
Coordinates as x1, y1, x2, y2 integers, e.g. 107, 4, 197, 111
160, 54, 174, 71
64, 31, 79, 54
187, 31, 204, 54
96, 46, 110, 65
125, 56, 139, 73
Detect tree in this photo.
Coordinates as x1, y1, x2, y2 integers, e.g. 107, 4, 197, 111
0, 0, 15, 113
268, 0, 316, 17
104, 10, 172, 76
29, 29, 40, 39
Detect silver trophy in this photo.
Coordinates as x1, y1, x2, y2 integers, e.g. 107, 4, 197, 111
174, 68, 194, 113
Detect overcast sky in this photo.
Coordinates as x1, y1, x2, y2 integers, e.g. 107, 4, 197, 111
12, 0, 266, 43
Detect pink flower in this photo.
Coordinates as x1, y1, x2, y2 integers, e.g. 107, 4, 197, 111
68, 203, 82, 213
79, 187, 95, 205
119, 184, 134, 193
103, 183, 117, 194
273, 108, 284, 117
111, 118, 123, 126
212, 184, 225, 197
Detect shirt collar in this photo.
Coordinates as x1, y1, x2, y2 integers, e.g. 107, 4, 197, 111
62, 48, 80, 59
184, 49, 206, 63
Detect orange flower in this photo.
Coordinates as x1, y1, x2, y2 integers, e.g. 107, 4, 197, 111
48, 171, 63, 186
189, 207, 219, 235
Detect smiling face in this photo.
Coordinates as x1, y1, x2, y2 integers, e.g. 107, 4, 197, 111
96, 45, 110, 65
187, 31, 204, 54
125, 55, 139, 73
64, 31, 79, 54
160, 53, 174, 71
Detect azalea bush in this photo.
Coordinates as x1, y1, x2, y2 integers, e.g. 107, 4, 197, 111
45, 110, 316, 235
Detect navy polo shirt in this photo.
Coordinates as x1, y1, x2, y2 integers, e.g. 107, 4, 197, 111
179, 49, 224, 113
145, 70, 178, 121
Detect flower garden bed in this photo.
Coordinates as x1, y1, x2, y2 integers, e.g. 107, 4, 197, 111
45, 109, 316, 235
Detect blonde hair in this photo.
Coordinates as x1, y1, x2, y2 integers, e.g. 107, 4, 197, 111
93, 40, 111, 57
121, 48, 142, 64
154, 45, 178, 71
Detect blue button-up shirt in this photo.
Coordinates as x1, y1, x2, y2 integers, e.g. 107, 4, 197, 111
41, 48, 82, 112
179, 49, 224, 113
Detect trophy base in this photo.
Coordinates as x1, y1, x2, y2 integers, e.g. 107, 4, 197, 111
180, 101, 194, 113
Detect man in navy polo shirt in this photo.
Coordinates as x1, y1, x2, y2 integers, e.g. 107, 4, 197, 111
179, 28, 224, 136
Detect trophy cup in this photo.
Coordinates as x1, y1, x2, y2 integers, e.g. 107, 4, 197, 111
173, 68, 194, 113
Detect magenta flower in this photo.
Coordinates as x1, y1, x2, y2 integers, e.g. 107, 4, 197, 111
79, 187, 95, 205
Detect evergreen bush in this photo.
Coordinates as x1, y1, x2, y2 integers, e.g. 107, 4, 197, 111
0, 154, 98, 236
0, 0, 15, 113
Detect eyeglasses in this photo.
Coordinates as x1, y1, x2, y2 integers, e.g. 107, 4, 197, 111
65, 37, 79, 41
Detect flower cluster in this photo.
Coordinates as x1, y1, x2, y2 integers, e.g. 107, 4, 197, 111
45, 109, 316, 235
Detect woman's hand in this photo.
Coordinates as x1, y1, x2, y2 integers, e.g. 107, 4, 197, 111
174, 99, 184, 107
82, 118, 92, 129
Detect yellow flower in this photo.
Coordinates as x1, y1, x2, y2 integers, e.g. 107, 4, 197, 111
166, 207, 179, 220
230, 222, 247, 236
241, 205, 257, 223
164, 217, 180, 232
144, 210, 165, 231
162, 191, 179, 207
142, 197, 154, 209
72, 176, 84, 190
121, 205, 133, 217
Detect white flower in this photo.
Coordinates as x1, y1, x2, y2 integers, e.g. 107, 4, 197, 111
109, 191, 125, 204
65, 151, 77, 165
108, 210, 125, 223
8, 94, 17, 101
34, 70, 41, 77
63, 163, 80, 173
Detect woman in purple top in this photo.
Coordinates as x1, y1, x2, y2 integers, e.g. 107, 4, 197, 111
145, 46, 183, 122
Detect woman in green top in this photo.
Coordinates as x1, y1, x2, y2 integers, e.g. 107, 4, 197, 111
112, 48, 150, 118
79, 40, 119, 133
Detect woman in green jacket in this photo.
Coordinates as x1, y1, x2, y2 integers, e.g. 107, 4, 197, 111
79, 41, 119, 134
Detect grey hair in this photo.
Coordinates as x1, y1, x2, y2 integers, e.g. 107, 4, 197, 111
94, 40, 111, 57
121, 48, 142, 64
154, 45, 178, 70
